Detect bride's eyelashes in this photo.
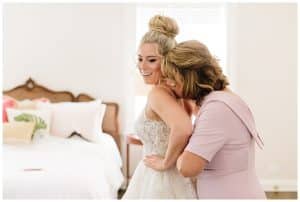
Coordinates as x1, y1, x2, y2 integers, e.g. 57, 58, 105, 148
137, 58, 158, 63
149, 59, 157, 63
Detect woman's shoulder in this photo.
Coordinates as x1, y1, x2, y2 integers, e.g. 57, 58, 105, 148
204, 90, 245, 106
147, 85, 180, 111
149, 84, 176, 99
202, 90, 253, 120
146, 85, 182, 122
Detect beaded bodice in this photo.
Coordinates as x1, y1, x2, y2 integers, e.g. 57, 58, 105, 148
135, 109, 170, 156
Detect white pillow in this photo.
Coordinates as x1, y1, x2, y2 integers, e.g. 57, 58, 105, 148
6, 108, 52, 137
37, 99, 106, 142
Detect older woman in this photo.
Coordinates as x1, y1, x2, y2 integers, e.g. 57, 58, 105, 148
145, 40, 266, 199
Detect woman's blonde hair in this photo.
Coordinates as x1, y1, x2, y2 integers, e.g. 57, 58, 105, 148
162, 40, 229, 105
140, 15, 179, 56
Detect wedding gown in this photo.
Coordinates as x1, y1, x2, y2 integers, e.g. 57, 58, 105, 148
122, 109, 196, 199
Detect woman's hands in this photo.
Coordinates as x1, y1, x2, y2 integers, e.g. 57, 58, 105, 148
143, 154, 169, 171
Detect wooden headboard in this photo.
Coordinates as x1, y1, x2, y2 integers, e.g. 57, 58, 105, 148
3, 78, 120, 150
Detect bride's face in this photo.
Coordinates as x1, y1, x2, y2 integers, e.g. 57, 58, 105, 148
137, 43, 162, 85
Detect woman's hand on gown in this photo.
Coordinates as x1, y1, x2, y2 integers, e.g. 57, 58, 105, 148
143, 154, 168, 171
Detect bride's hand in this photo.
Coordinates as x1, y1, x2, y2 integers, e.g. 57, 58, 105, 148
143, 154, 168, 171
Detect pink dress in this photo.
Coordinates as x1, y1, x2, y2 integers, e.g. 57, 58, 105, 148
185, 91, 266, 199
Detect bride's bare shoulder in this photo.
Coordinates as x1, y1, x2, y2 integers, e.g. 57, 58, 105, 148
149, 84, 176, 98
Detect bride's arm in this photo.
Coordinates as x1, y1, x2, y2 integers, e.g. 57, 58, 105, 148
143, 87, 192, 170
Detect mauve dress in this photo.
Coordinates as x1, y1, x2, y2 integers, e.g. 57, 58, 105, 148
185, 91, 266, 199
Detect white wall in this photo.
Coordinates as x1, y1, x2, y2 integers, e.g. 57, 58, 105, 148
3, 3, 297, 192
3, 3, 137, 132
3, 3, 137, 181
227, 3, 297, 191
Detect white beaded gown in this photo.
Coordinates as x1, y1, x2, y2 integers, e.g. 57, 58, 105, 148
122, 109, 196, 199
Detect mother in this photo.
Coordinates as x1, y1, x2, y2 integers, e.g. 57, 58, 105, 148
146, 40, 266, 199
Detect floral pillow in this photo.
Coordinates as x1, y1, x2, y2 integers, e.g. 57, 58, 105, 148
3, 96, 50, 122
17, 99, 37, 110
3, 122, 35, 144
6, 108, 51, 138
17, 97, 50, 109
13, 113, 47, 134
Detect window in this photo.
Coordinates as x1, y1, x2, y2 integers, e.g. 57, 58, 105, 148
135, 4, 227, 119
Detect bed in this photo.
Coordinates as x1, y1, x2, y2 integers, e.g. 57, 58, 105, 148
2, 78, 124, 199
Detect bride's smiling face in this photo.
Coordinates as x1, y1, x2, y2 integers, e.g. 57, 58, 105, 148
137, 43, 162, 85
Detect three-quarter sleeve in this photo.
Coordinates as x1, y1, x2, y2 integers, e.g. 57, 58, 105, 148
185, 101, 232, 162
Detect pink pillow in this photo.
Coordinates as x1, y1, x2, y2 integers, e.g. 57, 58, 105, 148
3, 96, 18, 122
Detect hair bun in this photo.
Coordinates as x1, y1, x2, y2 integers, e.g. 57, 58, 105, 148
149, 15, 179, 38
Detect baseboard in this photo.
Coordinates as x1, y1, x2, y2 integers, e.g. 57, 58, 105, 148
261, 179, 297, 192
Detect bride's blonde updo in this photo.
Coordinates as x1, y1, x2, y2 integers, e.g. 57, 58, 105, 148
162, 40, 229, 106
140, 15, 179, 56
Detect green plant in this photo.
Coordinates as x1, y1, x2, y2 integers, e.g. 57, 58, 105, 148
14, 113, 47, 133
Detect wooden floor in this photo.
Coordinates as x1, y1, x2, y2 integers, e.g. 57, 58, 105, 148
265, 192, 297, 199
118, 189, 297, 199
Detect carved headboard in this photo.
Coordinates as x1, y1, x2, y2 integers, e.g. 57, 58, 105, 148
3, 78, 120, 150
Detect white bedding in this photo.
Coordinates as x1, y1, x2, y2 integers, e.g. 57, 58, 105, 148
3, 133, 124, 199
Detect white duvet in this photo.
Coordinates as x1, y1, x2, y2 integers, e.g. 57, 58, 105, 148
3, 133, 124, 199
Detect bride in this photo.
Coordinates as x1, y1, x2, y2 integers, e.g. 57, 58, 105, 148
122, 15, 196, 199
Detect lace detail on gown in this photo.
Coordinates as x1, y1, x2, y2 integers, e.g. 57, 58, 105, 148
135, 109, 170, 157
122, 109, 197, 199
